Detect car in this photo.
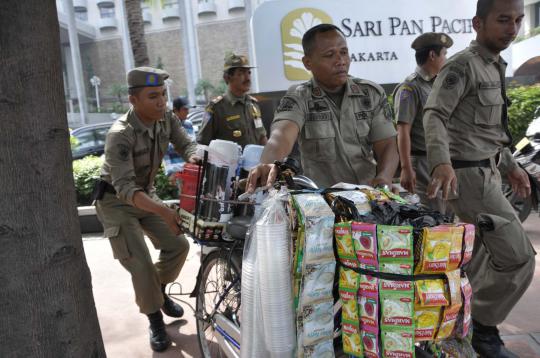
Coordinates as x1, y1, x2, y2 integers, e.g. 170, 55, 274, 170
71, 122, 113, 160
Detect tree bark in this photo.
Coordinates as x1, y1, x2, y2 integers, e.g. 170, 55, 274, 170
125, 0, 150, 67
0, 1, 106, 357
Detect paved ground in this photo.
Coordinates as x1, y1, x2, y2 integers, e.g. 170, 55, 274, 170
84, 215, 540, 357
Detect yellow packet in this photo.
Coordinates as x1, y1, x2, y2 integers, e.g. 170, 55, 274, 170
343, 322, 363, 357
416, 226, 452, 274
447, 225, 464, 271
415, 279, 450, 307
414, 305, 442, 341
436, 305, 461, 340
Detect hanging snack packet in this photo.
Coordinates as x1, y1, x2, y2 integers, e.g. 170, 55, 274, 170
415, 226, 452, 274
359, 265, 379, 298
335, 222, 358, 267
359, 295, 379, 331
339, 266, 360, 301
381, 328, 415, 358
447, 225, 464, 270
378, 225, 414, 263
327, 190, 371, 216
380, 290, 414, 329
303, 300, 334, 346
455, 274, 473, 338
415, 279, 450, 307
435, 304, 461, 340
359, 187, 389, 202
361, 329, 380, 358
446, 269, 462, 306
414, 305, 442, 341
304, 339, 335, 358
342, 321, 363, 357
460, 223, 475, 266
379, 263, 413, 293
352, 222, 378, 267
303, 262, 336, 304
342, 293, 360, 322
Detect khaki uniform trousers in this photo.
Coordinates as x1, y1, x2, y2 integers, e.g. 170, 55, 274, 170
412, 155, 450, 215
449, 161, 536, 326
96, 192, 190, 314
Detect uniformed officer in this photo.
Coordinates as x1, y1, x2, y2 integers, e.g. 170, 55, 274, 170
196, 53, 267, 148
423, 1, 535, 357
247, 23, 398, 190
394, 32, 453, 213
95, 67, 199, 352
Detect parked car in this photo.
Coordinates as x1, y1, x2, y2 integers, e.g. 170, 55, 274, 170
71, 122, 113, 160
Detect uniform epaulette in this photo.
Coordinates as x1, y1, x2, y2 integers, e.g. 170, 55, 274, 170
352, 77, 385, 96
404, 73, 417, 83
449, 48, 475, 66
210, 95, 223, 104
248, 95, 258, 102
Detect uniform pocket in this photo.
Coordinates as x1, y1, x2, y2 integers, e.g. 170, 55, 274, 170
474, 87, 504, 127
477, 213, 535, 270
303, 121, 336, 162
104, 226, 131, 260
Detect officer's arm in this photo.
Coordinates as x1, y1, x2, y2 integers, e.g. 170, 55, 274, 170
260, 120, 299, 163
169, 113, 197, 161
372, 137, 399, 187
394, 84, 417, 176
132, 192, 181, 235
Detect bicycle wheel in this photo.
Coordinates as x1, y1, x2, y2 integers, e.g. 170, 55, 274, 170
196, 249, 242, 358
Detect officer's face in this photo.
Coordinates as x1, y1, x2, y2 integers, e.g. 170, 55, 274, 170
474, 0, 524, 53
173, 107, 189, 121
228, 68, 251, 94
129, 86, 167, 122
302, 30, 350, 92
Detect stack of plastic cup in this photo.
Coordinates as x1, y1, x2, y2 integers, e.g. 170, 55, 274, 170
256, 221, 295, 357
241, 232, 269, 358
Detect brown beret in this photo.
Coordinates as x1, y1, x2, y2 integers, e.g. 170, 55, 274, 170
127, 67, 169, 89
411, 33, 454, 51
224, 53, 254, 71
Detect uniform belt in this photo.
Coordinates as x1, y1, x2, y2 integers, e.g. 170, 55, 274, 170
411, 150, 427, 156
451, 159, 491, 169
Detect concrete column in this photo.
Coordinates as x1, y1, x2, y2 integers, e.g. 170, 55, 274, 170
245, 0, 259, 93
118, 0, 135, 73
63, 0, 88, 124
178, 0, 201, 105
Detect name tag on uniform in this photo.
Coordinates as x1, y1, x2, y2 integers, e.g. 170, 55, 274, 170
226, 115, 240, 122
254, 118, 263, 128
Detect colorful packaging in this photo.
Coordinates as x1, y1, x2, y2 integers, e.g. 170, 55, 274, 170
378, 225, 414, 262
456, 274, 473, 338
342, 294, 360, 322
380, 290, 414, 329
379, 263, 413, 293
359, 265, 379, 298
446, 269, 463, 306
416, 226, 453, 274
379, 262, 413, 276
460, 223, 475, 266
414, 305, 442, 341
381, 328, 415, 358
302, 262, 336, 304
359, 295, 379, 331
352, 222, 378, 267
359, 187, 389, 202
361, 329, 380, 358
327, 190, 371, 216
435, 305, 461, 340
415, 279, 450, 307
342, 322, 363, 357
303, 300, 334, 346
447, 225, 464, 270
303, 339, 335, 358
335, 222, 355, 260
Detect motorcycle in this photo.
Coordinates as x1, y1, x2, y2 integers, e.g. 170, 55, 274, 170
503, 106, 540, 222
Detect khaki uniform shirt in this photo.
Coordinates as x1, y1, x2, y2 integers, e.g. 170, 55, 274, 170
393, 67, 435, 152
273, 77, 397, 188
101, 108, 197, 205
424, 40, 517, 174
196, 89, 266, 148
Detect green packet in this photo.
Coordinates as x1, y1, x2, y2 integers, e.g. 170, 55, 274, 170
380, 289, 415, 330
381, 326, 415, 358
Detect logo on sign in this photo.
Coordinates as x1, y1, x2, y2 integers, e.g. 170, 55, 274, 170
280, 8, 333, 80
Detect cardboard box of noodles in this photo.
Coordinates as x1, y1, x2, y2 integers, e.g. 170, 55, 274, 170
177, 208, 226, 241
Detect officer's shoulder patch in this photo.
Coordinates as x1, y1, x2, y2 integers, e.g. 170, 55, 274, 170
117, 143, 130, 162
276, 96, 297, 113
442, 71, 460, 90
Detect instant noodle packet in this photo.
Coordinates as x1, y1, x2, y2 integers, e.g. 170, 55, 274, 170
460, 223, 475, 266
447, 225, 464, 270
435, 304, 461, 340
342, 322, 363, 357
415, 226, 452, 274
415, 279, 450, 307
381, 328, 415, 358
361, 329, 380, 358
352, 222, 378, 267
380, 290, 414, 329
414, 305, 442, 341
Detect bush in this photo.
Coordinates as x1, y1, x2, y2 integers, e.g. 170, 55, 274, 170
72, 156, 178, 206
507, 85, 540, 144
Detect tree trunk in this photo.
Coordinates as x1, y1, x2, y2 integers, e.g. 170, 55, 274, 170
125, 0, 149, 66
0, 1, 106, 357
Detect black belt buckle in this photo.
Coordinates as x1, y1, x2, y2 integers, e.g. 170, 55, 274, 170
451, 159, 491, 169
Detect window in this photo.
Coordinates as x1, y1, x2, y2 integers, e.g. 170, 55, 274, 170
536, 3, 540, 27
94, 127, 109, 147
163, 0, 178, 9
75, 10, 88, 21
99, 6, 115, 18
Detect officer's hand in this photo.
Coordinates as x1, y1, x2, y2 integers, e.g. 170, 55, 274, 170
163, 207, 182, 236
370, 175, 393, 189
427, 164, 457, 200
247, 164, 278, 193
400, 167, 416, 194
188, 155, 202, 164
507, 167, 531, 199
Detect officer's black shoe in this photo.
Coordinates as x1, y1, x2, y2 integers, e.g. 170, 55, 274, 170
472, 320, 519, 358
147, 311, 171, 352
161, 284, 184, 318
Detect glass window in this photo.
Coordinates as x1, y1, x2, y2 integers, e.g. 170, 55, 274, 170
99, 6, 115, 18
75, 10, 88, 21
535, 3, 540, 27
163, 0, 178, 9
94, 127, 109, 147
73, 131, 97, 153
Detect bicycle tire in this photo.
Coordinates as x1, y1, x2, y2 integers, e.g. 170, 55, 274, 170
196, 249, 242, 358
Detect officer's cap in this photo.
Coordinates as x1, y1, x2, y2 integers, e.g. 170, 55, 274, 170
127, 67, 169, 89
411, 33, 453, 51
223, 53, 254, 71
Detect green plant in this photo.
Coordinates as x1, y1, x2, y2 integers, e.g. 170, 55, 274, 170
73, 155, 103, 206
195, 79, 215, 102
213, 79, 227, 97
154, 165, 178, 200
109, 83, 128, 106
514, 26, 540, 43
507, 85, 540, 144
155, 56, 164, 70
